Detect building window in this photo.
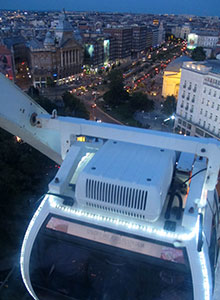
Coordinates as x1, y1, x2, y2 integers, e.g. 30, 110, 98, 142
183, 81, 186, 88
205, 111, 208, 117
214, 91, 216, 97
217, 105, 220, 111
181, 102, 184, 108
218, 129, 220, 136
189, 115, 192, 121
202, 98, 204, 104
190, 105, 194, 113
210, 113, 213, 119
188, 82, 192, 90
207, 100, 210, 106
196, 127, 204, 136
198, 119, 201, 125
182, 91, 185, 98
182, 121, 186, 127
178, 119, 182, 124
204, 87, 206, 93
215, 116, 218, 122
193, 84, 197, 92
185, 112, 188, 119
203, 121, 206, 127
208, 123, 210, 130
192, 95, 195, 103
187, 123, 192, 129
186, 93, 190, 100
212, 102, 214, 108
200, 108, 203, 114
209, 89, 211, 95
213, 126, 216, 133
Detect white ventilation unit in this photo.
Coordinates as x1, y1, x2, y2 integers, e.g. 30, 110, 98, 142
75, 140, 176, 222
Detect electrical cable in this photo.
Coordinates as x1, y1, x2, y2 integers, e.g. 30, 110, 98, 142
182, 168, 207, 185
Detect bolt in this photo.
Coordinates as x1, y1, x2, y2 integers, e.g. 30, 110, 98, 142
189, 207, 194, 214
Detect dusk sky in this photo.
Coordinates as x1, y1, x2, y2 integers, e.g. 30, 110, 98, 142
0, 0, 220, 16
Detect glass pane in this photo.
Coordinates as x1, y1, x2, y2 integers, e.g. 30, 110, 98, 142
30, 216, 193, 300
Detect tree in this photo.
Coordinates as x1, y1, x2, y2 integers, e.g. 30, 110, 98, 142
191, 47, 206, 61
62, 92, 89, 119
103, 69, 129, 107
162, 95, 176, 115
129, 92, 154, 112
46, 76, 55, 87
27, 89, 58, 114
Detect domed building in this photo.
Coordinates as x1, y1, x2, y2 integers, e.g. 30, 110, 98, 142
28, 11, 84, 87
162, 56, 192, 99
43, 31, 55, 49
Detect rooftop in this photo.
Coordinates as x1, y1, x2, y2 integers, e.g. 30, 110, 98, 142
165, 56, 192, 73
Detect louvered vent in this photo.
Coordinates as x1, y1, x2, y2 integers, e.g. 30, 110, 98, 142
82, 179, 149, 219
86, 179, 148, 211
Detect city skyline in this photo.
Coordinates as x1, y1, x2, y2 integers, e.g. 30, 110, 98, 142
0, 0, 220, 17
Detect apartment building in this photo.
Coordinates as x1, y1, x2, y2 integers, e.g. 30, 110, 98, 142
175, 60, 220, 140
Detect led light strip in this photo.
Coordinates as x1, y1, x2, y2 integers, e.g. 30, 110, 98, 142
49, 196, 198, 242
21, 195, 208, 300
199, 250, 211, 300
20, 195, 49, 300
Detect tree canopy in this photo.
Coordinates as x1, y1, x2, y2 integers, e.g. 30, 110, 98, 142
191, 47, 206, 61
62, 92, 89, 119
162, 95, 176, 115
129, 92, 154, 112
103, 69, 129, 106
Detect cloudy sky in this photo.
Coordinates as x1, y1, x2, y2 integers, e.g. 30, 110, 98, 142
0, 0, 219, 16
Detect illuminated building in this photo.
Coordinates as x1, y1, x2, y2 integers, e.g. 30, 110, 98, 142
162, 56, 192, 99
27, 12, 83, 87
187, 31, 219, 57
175, 59, 220, 139
82, 33, 113, 68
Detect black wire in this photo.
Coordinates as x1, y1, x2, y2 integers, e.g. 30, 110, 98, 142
182, 168, 207, 185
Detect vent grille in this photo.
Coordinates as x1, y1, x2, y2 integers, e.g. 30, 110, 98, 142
85, 179, 148, 213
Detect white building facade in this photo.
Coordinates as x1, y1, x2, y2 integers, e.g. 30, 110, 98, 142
175, 60, 220, 140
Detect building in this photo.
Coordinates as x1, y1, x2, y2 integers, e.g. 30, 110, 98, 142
150, 23, 165, 48
27, 12, 84, 87
82, 32, 113, 68
172, 23, 191, 40
180, 23, 191, 40
0, 44, 14, 80
146, 28, 153, 49
103, 27, 132, 61
187, 31, 219, 57
2, 36, 27, 70
157, 22, 165, 45
175, 59, 220, 140
131, 25, 148, 57
162, 56, 192, 99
